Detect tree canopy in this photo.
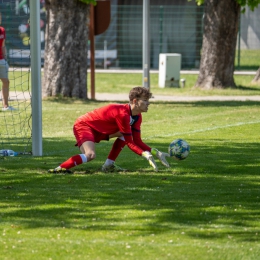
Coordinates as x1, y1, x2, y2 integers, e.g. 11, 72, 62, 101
190, 0, 260, 11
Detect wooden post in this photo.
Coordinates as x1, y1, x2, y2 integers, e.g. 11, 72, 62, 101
89, 4, 95, 99
89, 1, 111, 100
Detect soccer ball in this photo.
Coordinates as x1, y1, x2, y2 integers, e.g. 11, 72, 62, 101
168, 139, 190, 160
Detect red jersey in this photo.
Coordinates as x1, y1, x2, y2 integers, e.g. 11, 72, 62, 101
0, 27, 6, 60
130, 114, 151, 152
75, 103, 151, 155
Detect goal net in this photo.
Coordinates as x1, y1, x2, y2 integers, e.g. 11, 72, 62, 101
0, 0, 37, 154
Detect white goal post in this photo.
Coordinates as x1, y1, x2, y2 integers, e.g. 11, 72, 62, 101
30, 0, 42, 156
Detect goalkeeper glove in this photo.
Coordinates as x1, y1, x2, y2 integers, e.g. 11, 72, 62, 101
151, 148, 170, 168
142, 151, 158, 172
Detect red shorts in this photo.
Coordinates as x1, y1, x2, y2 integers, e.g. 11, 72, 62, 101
73, 121, 109, 147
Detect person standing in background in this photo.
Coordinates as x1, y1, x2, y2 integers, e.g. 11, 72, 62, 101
0, 12, 14, 111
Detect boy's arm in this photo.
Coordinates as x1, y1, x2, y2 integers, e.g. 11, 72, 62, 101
123, 134, 158, 172
132, 130, 170, 168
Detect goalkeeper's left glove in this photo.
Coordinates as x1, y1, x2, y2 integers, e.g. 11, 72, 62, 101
151, 148, 170, 168
142, 151, 158, 172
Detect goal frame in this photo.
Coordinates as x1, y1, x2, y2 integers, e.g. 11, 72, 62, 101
30, 0, 42, 156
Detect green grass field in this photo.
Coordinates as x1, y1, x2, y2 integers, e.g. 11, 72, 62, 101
92, 72, 260, 96
1, 94, 260, 259
235, 49, 260, 70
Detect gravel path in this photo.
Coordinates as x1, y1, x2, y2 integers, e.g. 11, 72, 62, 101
6, 69, 259, 102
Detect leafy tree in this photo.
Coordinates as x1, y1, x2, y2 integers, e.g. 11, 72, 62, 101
43, 0, 95, 98
191, 0, 260, 89
194, 0, 260, 11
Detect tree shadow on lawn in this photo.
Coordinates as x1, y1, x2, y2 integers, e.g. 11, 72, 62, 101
152, 100, 260, 107
0, 173, 259, 243
44, 98, 260, 108
44, 97, 114, 105
0, 138, 259, 242
236, 85, 260, 91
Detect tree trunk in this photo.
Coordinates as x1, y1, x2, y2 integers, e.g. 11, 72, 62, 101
43, 0, 90, 98
195, 0, 240, 89
252, 67, 260, 83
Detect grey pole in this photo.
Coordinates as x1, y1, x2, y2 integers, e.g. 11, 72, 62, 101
143, 0, 150, 89
30, 0, 42, 156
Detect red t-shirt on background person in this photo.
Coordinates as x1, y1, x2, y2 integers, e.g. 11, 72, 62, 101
0, 26, 6, 59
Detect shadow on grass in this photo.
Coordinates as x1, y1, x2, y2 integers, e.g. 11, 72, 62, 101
0, 137, 259, 243
44, 97, 260, 108
152, 100, 260, 107
0, 172, 259, 242
44, 97, 112, 105
236, 85, 260, 91
235, 65, 259, 71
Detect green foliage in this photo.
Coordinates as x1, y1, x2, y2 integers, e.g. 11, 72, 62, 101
78, 0, 96, 5
188, 0, 204, 6
236, 0, 260, 11
189, 0, 260, 10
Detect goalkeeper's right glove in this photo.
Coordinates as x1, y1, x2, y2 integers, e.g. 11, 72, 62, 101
142, 151, 158, 172
151, 148, 170, 168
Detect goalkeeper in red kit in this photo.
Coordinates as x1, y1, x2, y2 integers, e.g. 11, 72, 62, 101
48, 87, 170, 173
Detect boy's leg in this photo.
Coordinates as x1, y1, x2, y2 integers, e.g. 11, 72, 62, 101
107, 137, 126, 161
58, 141, 95, 170
48, 123, 96, 174
102, 136, 126, 172
106, 132, 125, 161
48, 141, 95, 173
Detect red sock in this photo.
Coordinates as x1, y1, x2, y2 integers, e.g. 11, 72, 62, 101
108, 138, 126, 161
60, 154, 87, 169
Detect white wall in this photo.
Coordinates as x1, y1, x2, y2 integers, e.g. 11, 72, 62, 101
240, 5, 260, 49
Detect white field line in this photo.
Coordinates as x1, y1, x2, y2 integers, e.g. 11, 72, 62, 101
144, 120, 260, 140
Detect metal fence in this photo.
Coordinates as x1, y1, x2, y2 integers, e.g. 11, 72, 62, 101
95, 4, 204, 69
1, 2, 260, 70
96, 4, 260, 70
